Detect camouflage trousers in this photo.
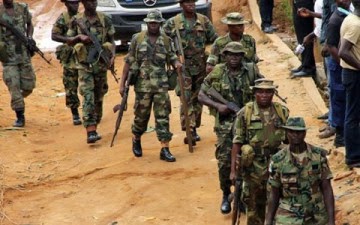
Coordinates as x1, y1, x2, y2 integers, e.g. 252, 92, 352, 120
242, 178, 267, 225
215, 130, 233, 193
2, 63, 36, 110
178, 71, 205, 130
78, 69, 108, 127
63, 66, 80, 109
275, 207, 328, 225
132, 92, 173, 142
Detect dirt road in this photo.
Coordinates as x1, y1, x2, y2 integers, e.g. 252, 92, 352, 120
0, 0, 359, 224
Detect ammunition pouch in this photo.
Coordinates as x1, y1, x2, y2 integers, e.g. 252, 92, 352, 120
55, 44, 73, 64
74, 43, 87, 63
167, 69, 177, 91
0, 42, 9, 63
241, 144, 255, 167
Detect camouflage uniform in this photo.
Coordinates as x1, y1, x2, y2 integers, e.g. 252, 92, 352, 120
67, 12, 115, 128
207, 12, 257, 65
200, 62, 261, 193
268, 144, 333, 225
233, 98, 289, 225
52, 11, 80, 110
163, 13, 217, 130
127, 28, 178, 142
0, 3, 35, 112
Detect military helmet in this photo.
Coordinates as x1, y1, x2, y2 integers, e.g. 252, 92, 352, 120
221, 12, 249, 25
251, 78, 278, 90
221, 41, 246, 55
282, 117, 308, 131
143, 9, 165, 23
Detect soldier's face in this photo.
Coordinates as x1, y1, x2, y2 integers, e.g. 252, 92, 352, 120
147, 22, 161, 35
254, 89, 274, 107
82, 0, 97, 13
3, 0, 13, 7
286, 130, 306, 145
66, 1, 80, 14
181, 1, 196, 14
225, 52, 243, 68
228, 24, 244, 35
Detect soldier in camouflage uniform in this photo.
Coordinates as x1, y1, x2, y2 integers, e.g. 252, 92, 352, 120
0, 0, 36, 127
163, 0, 218, 144
120, 10, 182, 162
206, 12, 258, 74
52, 0, 82, 126
198, 42, 262, 214
265, 117, 335, 225
231, 79, 289, 225
67, 0, 115, 144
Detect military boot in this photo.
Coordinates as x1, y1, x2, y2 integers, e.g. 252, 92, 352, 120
220, 190, 231, 214
132, 137, 142, 157
13, 109, 25, 127
87, 131, 102, 144
160, 147, 176, 162
71, 108, 82, 126
192, 128, 201, 142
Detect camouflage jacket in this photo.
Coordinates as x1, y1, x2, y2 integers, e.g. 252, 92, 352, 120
200, 62, 261, 132
67, 12, 115, 71
127, 31, 178, 93
268, 144, 333, 224
0, 2, 32, 65
52, 12, 76, 68
163, 13, 217, 75
207, 33, 257, 65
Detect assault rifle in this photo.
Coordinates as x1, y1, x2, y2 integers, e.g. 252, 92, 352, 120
206, 87, 241, 113
231, 166, 243, 225
110, 72, 132, 147
0, 18, 51, 64
76, 19, 118, 83
174, 28, 193, 153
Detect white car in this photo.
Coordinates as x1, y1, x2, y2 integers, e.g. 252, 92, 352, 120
97, 0, 212, 45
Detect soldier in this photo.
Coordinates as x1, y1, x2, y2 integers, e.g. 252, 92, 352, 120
264, 117, 335, 225
66, 0, 115, 144
52, 0, 82, 126
119, 10, 182, 162
230, 79, 289, 225
206, 12, 258, 74
198, 41, 262, 214
0, 0, 36, 127
163, 0, 218, 144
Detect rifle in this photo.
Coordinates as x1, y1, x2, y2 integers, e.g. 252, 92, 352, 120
174, 28, 193, 153
231, 158, 244, 225
274, 90, 287, 104
110, 72, 132, 147
206, 87, 241, 113
76, 19, 118, 83
0, 18, 51, 64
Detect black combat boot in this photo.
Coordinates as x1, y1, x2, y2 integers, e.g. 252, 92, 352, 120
132, 138, 142, 157
160, 147, 176, 162
71, 108, 82, 126
87, 131, 101, 144
13, 108, 25, 127
220, 190, 231, 214
193, 128, 201, 142
334, 127, 345, 148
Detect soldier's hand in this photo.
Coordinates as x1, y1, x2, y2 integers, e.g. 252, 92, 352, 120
206, 64, 214, 74
77, 34, 91, 44
217, 104, 232, 115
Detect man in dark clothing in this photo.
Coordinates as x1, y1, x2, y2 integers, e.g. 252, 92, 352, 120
291, 0, 316, 77
259, 0, 276, 33
325, 0, 351, 148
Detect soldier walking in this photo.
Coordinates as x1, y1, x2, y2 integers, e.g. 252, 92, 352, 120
198, 42, 262, 214
163, 0, 218, 145
52, 0, 82, 126
66, 0, 115, 144
0, 0, 36, 127
231, 79, 289, 225
120, 10, 182, 162
265, 117, 335, 225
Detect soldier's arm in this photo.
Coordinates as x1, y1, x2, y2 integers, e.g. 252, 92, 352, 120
320, 179, 335, 225
231, 113, 246, 181
25, 4, 34, 38
264, 186, 280, 225
51, 15, 68, 43
204, 16, 218, 43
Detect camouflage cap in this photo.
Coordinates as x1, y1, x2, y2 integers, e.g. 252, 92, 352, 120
282, 117, 308, 131
251, 78, 278, 90
221, 12, 249, 25
221, 41, 246, 54
143, 9, 165, 23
